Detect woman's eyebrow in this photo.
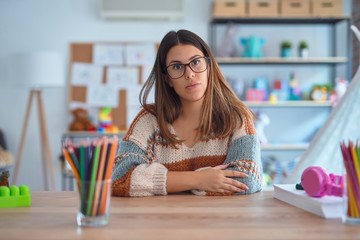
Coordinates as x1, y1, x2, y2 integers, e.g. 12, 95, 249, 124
168, 54, 203, 65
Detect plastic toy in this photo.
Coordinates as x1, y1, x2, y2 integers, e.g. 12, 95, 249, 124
97, 107, 119, 133
310, 85, 329, 101
98, 107, 112, 128
0, 185, 31, 208
288, 72, 300, 100
240, 36, 264, 58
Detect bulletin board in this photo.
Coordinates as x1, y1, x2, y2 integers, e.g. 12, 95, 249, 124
68, 42, 157, 131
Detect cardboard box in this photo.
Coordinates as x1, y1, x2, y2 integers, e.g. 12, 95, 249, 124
280, 0, 310, 16
311, 0, 343, 17
212, 0, 246, 18
248, 0, 279, 17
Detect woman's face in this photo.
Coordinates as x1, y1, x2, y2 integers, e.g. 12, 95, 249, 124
165, 44, 209, 105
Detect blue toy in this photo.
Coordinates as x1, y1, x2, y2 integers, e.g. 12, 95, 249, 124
240, 36, 265, 58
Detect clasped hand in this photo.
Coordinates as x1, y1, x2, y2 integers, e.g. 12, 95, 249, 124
196, 164, 249, 194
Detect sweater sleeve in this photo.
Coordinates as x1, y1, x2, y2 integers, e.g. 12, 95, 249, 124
193, 112, 263, 196
111, 110, 168, 197
223, 133, 263, 194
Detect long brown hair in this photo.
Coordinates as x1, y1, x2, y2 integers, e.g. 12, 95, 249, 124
140, 29, 253, 148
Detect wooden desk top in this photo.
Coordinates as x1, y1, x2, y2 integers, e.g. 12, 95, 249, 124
0, 191, 359, 240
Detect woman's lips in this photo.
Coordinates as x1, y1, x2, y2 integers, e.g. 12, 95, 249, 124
186, 83, 199, 89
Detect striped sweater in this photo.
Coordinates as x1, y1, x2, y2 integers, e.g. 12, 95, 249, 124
112, 109, 262, 197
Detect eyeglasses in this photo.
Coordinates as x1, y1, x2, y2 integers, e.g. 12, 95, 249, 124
164, 57, 209, 79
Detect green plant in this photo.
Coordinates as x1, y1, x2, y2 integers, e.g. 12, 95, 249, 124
280, 41, 292, 49
299, 40, 308, 49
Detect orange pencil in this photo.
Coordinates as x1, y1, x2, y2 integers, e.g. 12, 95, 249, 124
62, 147, 80, 181
91, 137, 108, 216
98, 137, 118, 215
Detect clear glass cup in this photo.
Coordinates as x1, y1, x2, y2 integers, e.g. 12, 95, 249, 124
342, 170, 360, 224
76, 179, 112, 227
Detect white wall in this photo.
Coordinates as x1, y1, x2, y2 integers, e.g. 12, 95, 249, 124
0, 0, 212, 190
0, 0, 352, 190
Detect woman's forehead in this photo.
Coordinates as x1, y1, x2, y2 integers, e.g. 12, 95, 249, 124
166, 44, 203, 64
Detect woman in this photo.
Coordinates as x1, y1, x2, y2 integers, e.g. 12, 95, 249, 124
112, 29, 262, 197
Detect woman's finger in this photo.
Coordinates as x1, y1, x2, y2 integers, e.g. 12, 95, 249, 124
223, 170, 248, 178
225, 178, 249, 191
222, 183, 245, 193
213, 164, 229, 170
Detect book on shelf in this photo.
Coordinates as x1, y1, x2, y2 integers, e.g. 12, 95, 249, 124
273, 184, 343, 219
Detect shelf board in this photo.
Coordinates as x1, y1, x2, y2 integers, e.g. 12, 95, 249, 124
245, 101, 333, 108
261, 143, 309, 151
216, 57, 347, 65
211, 16, 351, 24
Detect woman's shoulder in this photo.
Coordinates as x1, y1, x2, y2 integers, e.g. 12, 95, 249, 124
123, 108, 158, 140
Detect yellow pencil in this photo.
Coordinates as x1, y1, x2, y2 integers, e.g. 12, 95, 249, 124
350, 142, 360, 186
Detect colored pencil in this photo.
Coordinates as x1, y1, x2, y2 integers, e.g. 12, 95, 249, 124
86, 141, 100, 216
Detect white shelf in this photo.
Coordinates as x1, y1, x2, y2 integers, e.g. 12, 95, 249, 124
217, 57, 347, 65
245, 101, 333, 108
261, 143, 309, 151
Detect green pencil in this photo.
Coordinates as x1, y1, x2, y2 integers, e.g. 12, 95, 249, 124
79, 144, 85, 214
86, 142, 100, 216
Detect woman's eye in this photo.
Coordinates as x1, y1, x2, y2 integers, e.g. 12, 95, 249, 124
172, 64, 183, 70
192, 59, 200, 66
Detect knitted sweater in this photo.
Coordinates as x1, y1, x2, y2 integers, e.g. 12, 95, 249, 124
112, 109, 262, 197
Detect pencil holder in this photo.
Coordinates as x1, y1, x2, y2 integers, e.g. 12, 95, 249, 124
76, 179, 112, 227
340, 141, 360, 225
342, 169, 360, 224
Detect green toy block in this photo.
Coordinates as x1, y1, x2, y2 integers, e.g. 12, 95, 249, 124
0, 185, 31, 208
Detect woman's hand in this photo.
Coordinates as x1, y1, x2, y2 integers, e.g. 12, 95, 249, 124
195, 164, 249, 194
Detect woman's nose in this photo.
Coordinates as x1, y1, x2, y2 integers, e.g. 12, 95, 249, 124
184, 65, 195, 79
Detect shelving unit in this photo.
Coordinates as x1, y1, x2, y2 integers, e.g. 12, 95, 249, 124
209, 16, 351, 183
217, 56, 347, 64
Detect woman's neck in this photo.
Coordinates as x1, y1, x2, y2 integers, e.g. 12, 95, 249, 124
180, 100, 203, 122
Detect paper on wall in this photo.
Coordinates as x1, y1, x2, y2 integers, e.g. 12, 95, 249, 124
107, 67, 139, 89
93, 44, 124, 65
125, 43, 156, 66
87, 83, 118, 108
71, 62, 103, 86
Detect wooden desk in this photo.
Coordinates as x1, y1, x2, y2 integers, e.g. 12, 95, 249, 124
0, 191, 359, 240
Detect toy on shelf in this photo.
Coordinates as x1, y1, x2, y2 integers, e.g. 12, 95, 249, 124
217, 24, 238, 57
98, 107, 119, 133
330, 78, 348, 105
310, 84, 329, 101
69, 108, 96, 132
254, 111, 270, 144
0, 185, 31, 208
246, 77, 268, 101
240, 36, 265, 58
272, 79, 289, 101
262, 156, 296, 186
288, 72, 301, 100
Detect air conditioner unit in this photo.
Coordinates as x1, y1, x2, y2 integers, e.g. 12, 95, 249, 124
99, 0, 183, 20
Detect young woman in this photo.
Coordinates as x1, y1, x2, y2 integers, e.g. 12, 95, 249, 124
112, 29, 262, 197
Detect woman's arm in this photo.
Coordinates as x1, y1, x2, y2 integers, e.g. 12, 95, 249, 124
223, 133, 263, 194
112, 140, 168, 197
166, 166, 249, 194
